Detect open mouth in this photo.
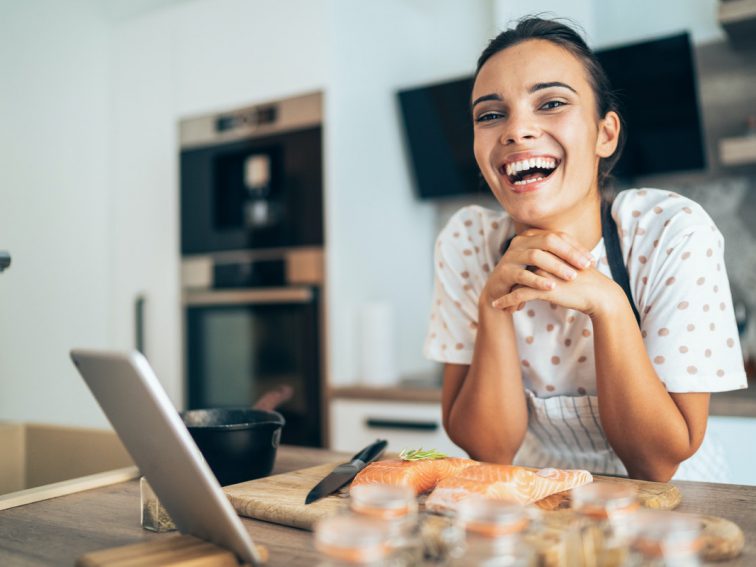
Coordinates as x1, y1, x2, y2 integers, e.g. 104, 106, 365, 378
499, 157, 561, 187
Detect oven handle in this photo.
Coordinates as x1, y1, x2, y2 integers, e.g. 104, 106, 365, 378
184, 287, 314, 306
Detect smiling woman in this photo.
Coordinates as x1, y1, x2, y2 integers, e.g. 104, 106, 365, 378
423, 17, 748, 483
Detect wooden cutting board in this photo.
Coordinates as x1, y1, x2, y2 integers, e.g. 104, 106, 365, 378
224, 462, 682, 530
224, 463, 744, 562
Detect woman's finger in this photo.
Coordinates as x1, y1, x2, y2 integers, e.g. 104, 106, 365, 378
538, 232, 593, 270
509, 248, 580, 281
491, 286, 544, 310
514, 267, 555, 291
511, 231, 592, 270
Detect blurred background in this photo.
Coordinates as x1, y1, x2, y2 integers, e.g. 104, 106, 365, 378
1, 0, 755, 478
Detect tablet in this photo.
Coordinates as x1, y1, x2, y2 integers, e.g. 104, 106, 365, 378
70, 349, 260, 565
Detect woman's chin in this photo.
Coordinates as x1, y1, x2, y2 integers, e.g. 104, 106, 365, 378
494, 191, 559, 226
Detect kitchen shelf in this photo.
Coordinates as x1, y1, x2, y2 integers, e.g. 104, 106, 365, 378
719, 0, 756, 49
719, 134, 756, 166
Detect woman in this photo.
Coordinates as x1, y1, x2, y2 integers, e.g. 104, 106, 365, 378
424, 18, 747, 482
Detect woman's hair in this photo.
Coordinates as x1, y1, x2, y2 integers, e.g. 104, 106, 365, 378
475, 16, 626, 193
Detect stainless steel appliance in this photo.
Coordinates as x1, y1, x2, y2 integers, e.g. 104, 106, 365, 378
180, 92, 325, 447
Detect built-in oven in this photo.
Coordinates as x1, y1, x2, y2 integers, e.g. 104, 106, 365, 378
180, 93, 325, 447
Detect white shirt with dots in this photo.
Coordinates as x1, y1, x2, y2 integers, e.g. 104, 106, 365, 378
425, 188, 746, 398
424, 189, 746, 480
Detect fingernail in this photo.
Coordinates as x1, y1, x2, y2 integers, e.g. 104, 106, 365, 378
565, 269, 577, 279
582, 257, 592, 268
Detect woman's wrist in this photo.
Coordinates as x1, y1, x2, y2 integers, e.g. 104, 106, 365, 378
478, 287, 514, 321
586, 279, 627, 322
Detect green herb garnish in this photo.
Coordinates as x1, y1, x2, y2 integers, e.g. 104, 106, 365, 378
399, 448, 448, 461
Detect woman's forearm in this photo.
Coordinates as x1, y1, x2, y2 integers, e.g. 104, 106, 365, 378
445, 295, 529, 463
590, 286, 700, 481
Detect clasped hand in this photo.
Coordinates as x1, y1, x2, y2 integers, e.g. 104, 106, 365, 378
484, 229, 615, 317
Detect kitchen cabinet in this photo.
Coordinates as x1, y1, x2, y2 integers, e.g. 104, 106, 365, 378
718, 0, 756, 48
329, 399, 465, 457
719, 134, 756, 166
708, 415, 756, 485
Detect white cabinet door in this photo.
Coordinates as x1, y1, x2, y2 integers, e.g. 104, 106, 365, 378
707, 416, 756, 485
330, 399, 467, 457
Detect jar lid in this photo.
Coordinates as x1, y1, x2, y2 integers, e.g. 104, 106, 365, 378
349, 484, 417, 520
571, 483, 639, 519
314, 515, 390, 563
455, 496, 530, 538
632, 511, 702, 558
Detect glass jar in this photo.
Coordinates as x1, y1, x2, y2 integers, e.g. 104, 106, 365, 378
349, 484, 422, 567
565, 483, 640, 567
140, 476, 176, 532
449, 497, 536, 567
627, 511, 701, 567
314, 514, 393, 567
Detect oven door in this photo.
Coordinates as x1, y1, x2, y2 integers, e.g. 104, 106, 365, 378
185, 286, 321, 447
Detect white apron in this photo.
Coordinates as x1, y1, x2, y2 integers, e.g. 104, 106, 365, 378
512, 389, 731, 483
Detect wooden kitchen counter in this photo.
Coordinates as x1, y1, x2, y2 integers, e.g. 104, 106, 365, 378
0, 446, 754, 566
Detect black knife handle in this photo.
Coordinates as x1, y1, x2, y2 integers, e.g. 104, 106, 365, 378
351, 439, 387, 464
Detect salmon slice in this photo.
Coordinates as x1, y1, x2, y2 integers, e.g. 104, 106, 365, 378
351, 457, 478, 495
425, 464, 593, 511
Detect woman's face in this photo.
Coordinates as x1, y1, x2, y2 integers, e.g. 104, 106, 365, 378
472, 39, 618, 227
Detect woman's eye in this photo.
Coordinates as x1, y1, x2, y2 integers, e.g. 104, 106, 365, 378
475, 112, 504, 123
541, 100, 566, 110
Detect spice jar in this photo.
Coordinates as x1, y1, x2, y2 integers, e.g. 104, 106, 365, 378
565, 483, 640, 567
349, 484, 422, 566
628, 511, 701, 567
140, 476, 176, 532
449, 496, 537, 566
314, 514, 392, 567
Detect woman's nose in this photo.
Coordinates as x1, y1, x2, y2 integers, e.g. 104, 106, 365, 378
500, 112, 540, 144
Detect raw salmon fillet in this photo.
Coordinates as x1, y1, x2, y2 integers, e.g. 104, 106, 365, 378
351, 457, 477, 495
425, 464, 593, 511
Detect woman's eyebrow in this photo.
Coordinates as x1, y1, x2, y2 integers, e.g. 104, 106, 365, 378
529, 81, 577, 94
471, 93, 501, 109
471, 81, 578, 109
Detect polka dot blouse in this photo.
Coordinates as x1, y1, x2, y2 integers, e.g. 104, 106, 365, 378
423, 188, 747, 396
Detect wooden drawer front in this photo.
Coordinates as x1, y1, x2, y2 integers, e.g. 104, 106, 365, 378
329, 399, 466, 457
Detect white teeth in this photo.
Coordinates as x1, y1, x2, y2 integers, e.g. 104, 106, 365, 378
513, 176, 546, 186
505, 157, 558, 174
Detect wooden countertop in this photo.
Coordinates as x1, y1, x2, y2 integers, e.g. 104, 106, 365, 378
331, 380, 756, 417
1, 446, 754, 565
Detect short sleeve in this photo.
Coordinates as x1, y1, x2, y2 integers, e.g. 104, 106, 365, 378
637, 215, 747, 392
423, 206, 508, 364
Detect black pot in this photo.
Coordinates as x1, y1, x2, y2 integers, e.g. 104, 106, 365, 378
181, 408, 285, 486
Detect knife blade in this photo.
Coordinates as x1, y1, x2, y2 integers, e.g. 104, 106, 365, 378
304, 439, 388, 505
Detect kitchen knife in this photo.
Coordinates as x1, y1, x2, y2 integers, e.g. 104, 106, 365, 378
304, 439, 388, 504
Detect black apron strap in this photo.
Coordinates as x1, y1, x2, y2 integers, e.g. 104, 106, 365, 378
601, 199, 641, 326
497, 198, 641, 326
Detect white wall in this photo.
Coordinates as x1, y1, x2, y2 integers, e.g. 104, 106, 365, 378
492, 0, 724, 48
0, 0, 114, 426
325, 0, 493, 384
493, 0, 596, 41
591, 0, 724, 48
